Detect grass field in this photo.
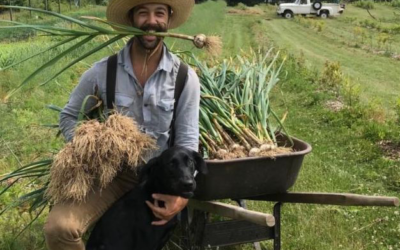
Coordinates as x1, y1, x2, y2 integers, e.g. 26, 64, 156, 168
1, 1, 400, 250
260, 4, 400, 109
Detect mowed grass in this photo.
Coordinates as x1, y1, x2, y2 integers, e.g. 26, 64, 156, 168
261, 4, 400, 109
1, 1, 400, 250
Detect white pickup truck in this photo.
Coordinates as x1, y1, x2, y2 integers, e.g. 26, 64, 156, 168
277, 0, 345, 19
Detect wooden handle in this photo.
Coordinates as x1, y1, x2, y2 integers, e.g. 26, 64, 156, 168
249, 192, 399, 207
189, 199, 275, 227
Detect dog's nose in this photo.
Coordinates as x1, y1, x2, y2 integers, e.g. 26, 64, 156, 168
182, 180, 194, 189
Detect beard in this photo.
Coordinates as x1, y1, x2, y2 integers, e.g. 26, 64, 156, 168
135, 22, 168, 50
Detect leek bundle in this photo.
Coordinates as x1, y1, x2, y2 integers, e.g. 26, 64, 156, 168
194, 49, 293, 159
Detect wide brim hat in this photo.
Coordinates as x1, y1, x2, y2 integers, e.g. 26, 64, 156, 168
106, 0, 195, 30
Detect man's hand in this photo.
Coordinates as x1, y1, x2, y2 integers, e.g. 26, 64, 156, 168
145, 194, 188, 226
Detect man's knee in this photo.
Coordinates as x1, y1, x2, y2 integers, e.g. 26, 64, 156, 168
43, 215, 82, 245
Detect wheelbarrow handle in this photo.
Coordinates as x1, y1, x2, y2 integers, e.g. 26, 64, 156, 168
188, 200, 276, 227
247, 192, 399, 207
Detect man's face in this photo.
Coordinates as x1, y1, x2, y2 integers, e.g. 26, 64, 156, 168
132, 4, 169, 50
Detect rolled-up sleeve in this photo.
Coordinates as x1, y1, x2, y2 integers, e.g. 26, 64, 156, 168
174, 67, 200, 152
59, 67, 99, 142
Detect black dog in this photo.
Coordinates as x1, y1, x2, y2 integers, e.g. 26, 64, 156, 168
86, 146, 207, 250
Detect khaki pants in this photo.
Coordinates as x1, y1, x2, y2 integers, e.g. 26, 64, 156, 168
43, 170, 138, 250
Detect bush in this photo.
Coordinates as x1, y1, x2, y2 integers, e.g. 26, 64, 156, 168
395, 97, 400, 124
225, 0, 265, 7
391, 0, 400, 8
354, 0, 374, 9
0, 0, 25, 14
320, 61, 343, 92
0, 0, 24, 5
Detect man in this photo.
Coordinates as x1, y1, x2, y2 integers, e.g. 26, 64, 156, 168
43, 0, 200, 249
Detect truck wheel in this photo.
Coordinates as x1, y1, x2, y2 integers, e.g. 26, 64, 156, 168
312, 1, 322, 10
320, 11, 329, 18
283, 10, 293, 19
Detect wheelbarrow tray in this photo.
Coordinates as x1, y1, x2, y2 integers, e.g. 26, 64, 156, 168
194, 134, 312, 200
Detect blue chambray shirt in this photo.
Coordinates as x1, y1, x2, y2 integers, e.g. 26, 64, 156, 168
59, 39, 200, 160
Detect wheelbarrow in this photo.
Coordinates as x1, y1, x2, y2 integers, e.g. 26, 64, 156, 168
180, 135, 399, 249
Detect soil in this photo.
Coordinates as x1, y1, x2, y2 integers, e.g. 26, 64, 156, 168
227, 8, 264, 15
377, 140, 400, 160
325, 100, 345, 112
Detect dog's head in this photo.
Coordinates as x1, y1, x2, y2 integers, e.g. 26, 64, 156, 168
139, 146, 207, 198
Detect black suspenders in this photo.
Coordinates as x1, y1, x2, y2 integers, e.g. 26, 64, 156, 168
106, 54, 118, 111
106, 54, 189, 148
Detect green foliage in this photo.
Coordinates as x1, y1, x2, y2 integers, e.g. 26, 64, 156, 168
294, 16, 326, 32
1, 3, 400, 250
0, 0, 25, 7
319, 61, 343, 93
395, 97, 400, 124
0, 51, 17, 69
390, 0, 400, 8
340, 78, 360, 107
225, 0, 265, 7
358, 19, 380, 29
236, 2, 248, 10
354, 0, 375, 10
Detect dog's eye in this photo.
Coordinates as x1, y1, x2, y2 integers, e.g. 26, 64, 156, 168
188, 160, 195, 169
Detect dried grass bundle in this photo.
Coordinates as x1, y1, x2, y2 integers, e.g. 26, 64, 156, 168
46, 143, 95, 202
204, 36, 223, 57
45, 114, 157, 203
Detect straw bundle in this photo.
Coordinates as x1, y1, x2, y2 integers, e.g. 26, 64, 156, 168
45, 114, 157, 203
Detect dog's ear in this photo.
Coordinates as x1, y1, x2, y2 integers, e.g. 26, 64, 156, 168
192, 151, 208, 174
138, 157, 158, 187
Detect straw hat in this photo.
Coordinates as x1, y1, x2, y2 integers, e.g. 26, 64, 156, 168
106, 0, 195, 29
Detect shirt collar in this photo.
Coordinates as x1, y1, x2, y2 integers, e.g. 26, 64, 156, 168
118, 38, 174, 76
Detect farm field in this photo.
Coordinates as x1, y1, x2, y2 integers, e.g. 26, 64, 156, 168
260, 3, 400, 109
1, 1, 400, 250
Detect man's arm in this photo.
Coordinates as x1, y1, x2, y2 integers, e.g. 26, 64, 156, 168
59, 68, 99, 142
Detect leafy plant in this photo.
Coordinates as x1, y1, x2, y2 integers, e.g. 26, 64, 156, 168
354, 0, 374, 10
319, 61, 343, 95
0, 5, 221, 101
0, 52, 17, 69
391, 0, 400, 8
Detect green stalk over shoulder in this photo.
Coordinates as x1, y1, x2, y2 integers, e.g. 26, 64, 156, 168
40, 34, 126, 86
4, 35, 96, 101
0, 36, 79, 71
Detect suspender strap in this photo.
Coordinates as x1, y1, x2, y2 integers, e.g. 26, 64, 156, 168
168, 62, 188, 148
106, 54, 118, 110
106, 54, 188, 147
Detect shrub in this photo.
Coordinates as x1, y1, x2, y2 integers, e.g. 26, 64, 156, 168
359, 19, 379, 29
225, 0, 265, 7
319, 61, 343, 93
354, 0, 374, 9
0, 0, 25, 6
391, 0, 400, 8
395, 97, 400, 124
315, 21, 325, 32
340, 78, 360, 107
0, 52, 17, 69
237, 2, 248, 9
